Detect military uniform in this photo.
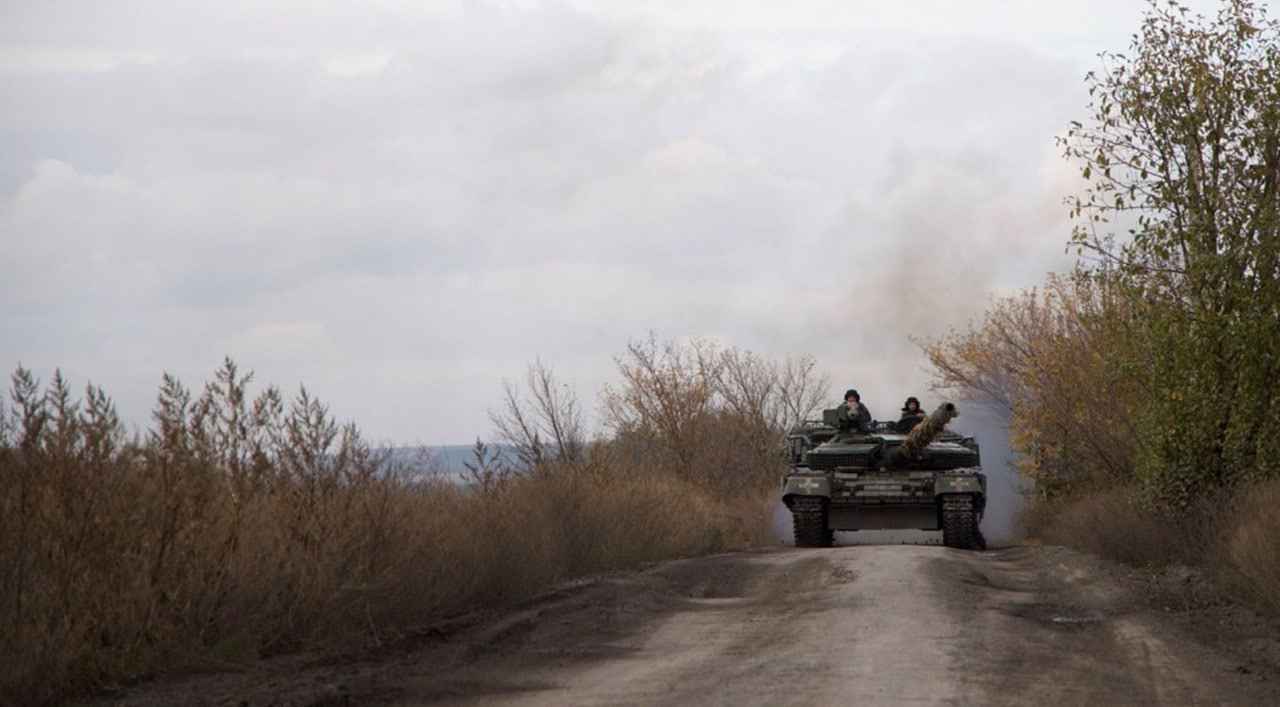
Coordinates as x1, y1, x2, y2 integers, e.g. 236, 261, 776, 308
836, 401, 872, 431
897, 396, 926, 433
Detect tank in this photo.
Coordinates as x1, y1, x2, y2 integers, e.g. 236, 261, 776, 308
780, 402, 986, 549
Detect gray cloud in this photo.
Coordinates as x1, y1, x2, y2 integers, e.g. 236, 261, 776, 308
0, 0, 1232, 443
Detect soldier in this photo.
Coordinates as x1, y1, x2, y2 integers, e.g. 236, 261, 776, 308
897, 396, 926, 433
836, 389, 872, 432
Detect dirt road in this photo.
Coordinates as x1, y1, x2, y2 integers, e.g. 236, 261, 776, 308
111, 545, 1280, 706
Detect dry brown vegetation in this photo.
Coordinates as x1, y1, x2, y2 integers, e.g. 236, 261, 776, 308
922, 271, 1141, 496
922, 2, 1280, 620
1021, 487, 1210, 568
1223, 481, 1280, 616
927, 271, 1280, 616
600, 335, 827, 494
0, 341, 806, 704
1021, 482, 1280, 616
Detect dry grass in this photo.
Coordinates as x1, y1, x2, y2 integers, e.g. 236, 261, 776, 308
1022, 482, 1280, 617
0, 363, 774, 705
1222, 479, 1280, 616
1020, 487, 1200, 567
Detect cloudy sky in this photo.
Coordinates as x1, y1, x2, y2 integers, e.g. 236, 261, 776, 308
0, 0, 1245, 444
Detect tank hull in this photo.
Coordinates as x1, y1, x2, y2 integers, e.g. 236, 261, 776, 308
781, 403, 987, 549
828, 503, 939, 531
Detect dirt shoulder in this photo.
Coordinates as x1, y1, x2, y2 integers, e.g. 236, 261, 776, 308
91, 544, 1280, 706
928, 545, 1280, 704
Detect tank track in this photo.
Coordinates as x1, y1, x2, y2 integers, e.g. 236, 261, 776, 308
941, 495, 985, 550
791, 496, 833, 548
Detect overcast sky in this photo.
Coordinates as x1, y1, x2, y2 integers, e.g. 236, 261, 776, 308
0, 0, 1249, 444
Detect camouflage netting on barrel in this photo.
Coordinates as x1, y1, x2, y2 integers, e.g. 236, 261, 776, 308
898, 402, 958, 458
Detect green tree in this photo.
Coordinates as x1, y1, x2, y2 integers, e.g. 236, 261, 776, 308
1062, 0, 1280, 505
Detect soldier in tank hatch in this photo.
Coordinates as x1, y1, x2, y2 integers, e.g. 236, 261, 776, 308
836, 389, 872, 432
897, 396, 926, 433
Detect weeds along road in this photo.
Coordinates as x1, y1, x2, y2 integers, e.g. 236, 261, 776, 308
112, 545, 1280, 707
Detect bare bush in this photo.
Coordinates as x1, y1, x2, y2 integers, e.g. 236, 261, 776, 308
489, 359, 585, 474
601, 335, 720, 482
775, 354, 830, 428
600, 335, 826, 492
462, 437, 512, 494
0, 359, 771, 704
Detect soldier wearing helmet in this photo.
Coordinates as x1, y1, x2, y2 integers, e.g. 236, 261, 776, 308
897, 396, 926, 433
836, 389, 872, 432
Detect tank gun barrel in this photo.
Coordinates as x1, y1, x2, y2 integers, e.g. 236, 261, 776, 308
897, 402, 958, 459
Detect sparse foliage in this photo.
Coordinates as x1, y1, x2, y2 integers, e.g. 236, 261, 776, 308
935, 1, 1280, 507
488, 359, 584, 474
601, 334, 829, 491
924, 271, 1142, 495
1061, 0, 1280, 505
0, 362, 391, 702
462, 437, 512, 494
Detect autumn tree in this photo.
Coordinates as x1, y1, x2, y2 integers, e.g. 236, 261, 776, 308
1062, 0, 1280, 504
926, 1, 1279, 506
923, 271, 1142, 496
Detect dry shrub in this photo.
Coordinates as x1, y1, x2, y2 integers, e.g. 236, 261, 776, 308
922, 271, 1141, 496
600, 335, 827, 493
427, 461, 769, 611
1222, 480, 1280, 616
1020, 486, 1210, 568
1024, 482, 1280, 618
0, 361, 773, 705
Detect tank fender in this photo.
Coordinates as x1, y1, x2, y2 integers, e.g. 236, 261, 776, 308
781, 475, 831, 500
935, 474, 984, 496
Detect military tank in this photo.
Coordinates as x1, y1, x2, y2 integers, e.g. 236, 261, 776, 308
781, 402, 986, 549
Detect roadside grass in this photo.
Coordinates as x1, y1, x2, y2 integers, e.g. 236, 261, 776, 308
1223, 480, 1280, 616
0, 364, 773, 705
1021, 481, 1280, 617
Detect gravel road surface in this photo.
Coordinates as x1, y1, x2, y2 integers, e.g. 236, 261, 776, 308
106, 545, 1280, 706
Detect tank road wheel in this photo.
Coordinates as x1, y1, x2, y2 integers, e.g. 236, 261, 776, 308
942, 495, 981, 550
792, 496, 833, 548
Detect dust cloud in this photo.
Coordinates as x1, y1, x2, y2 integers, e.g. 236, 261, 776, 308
770, 145, 1076, 462
954, 404, 1026, 542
